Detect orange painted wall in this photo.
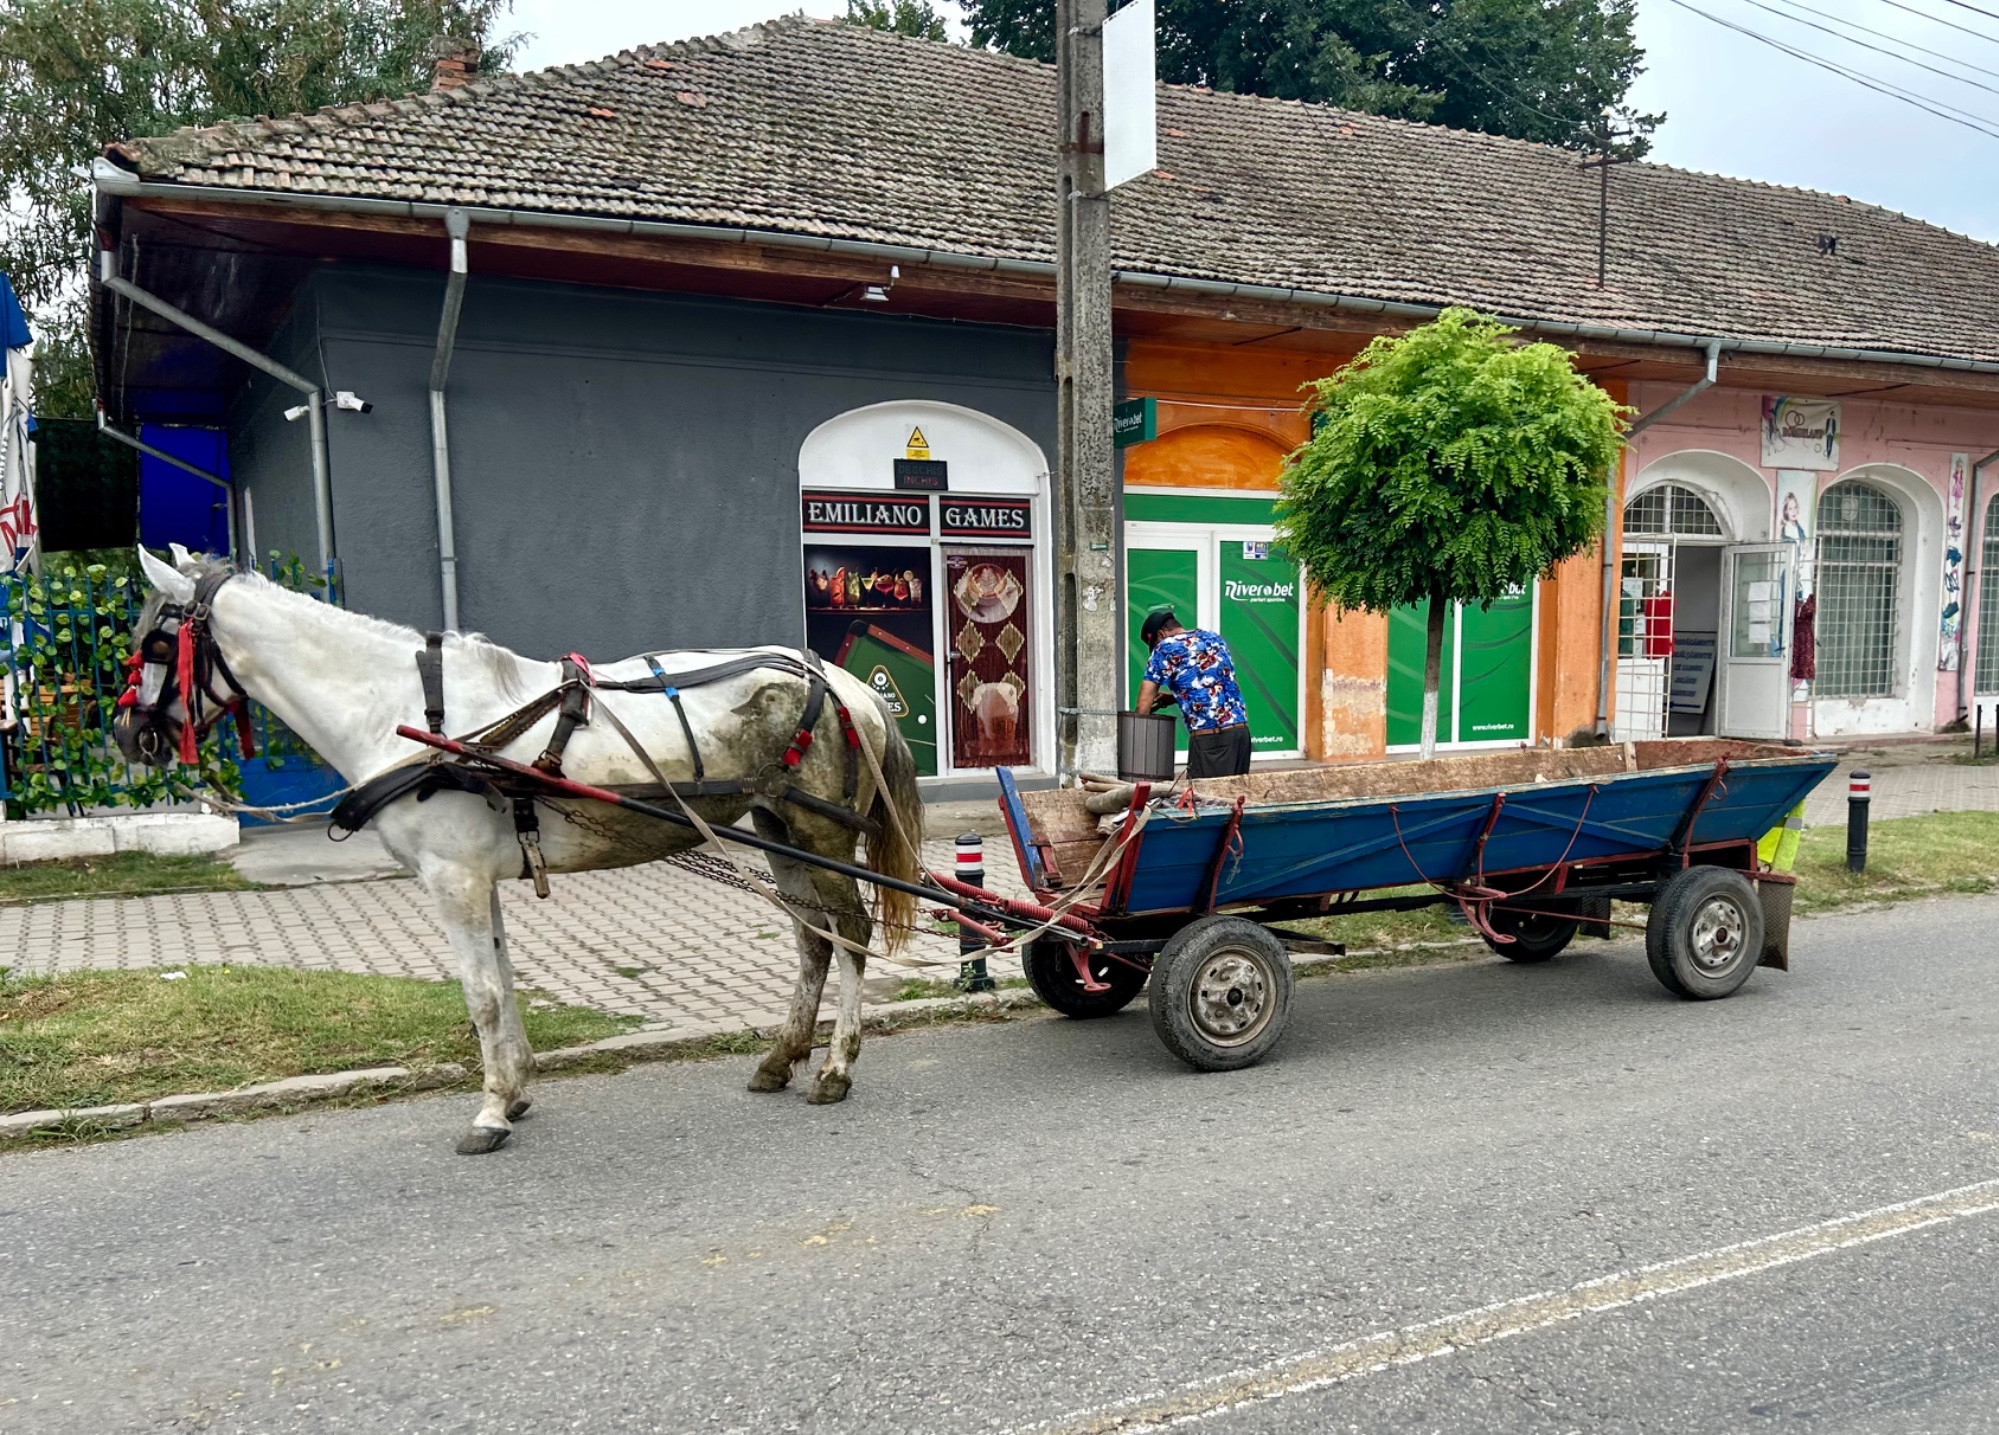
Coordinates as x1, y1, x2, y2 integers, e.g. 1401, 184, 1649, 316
1122, 422, 1291, 490
1534, 382, 1629, 742
1121, 343, 1624, 759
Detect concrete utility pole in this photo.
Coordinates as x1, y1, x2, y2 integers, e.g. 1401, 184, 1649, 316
1055, 0, 1119, 781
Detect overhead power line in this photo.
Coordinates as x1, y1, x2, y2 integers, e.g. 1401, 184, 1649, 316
1662, 0, 1999, 138
1730, 0, 1999, 93
1863, 0, 1999, 48
1766, 0, 1999, 81
1929, 0, 1999, 25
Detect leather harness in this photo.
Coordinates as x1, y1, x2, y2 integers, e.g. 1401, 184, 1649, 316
331, 642, 874, 893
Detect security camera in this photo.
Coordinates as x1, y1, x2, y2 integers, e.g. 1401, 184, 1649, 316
283, 403, 311, 423
333, 391, 372, 414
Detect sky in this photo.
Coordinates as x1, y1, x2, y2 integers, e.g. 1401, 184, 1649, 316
510, 0, 1999, 243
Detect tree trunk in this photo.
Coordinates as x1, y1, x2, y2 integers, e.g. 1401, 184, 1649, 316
1419, 591, 1447, 760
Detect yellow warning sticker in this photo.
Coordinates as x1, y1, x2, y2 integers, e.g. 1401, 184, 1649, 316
905, 427, 930, 460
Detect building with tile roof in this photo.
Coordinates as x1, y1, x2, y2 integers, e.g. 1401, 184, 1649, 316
89, 17, 1999, 765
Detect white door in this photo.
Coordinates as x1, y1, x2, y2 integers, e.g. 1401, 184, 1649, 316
1613, 542, 1672, 741
1718, 543, 1790, 740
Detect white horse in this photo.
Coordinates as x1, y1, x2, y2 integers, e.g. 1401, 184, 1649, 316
124, 548, 923, 1153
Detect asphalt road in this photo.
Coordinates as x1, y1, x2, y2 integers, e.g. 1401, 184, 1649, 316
5, 894, 1998, 1434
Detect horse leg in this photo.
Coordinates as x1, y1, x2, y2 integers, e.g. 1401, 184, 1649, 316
490, 888, 534, 1122
809, 872, 874, 1106
748, 828, 834, 1093
427, 866, 534, 1154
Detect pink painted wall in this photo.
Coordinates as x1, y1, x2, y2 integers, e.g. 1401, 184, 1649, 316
1622, 383, 1999, 733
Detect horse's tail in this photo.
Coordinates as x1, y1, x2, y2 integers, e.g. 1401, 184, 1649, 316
863, 705, 924, 955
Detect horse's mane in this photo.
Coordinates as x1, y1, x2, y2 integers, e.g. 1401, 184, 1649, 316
198, 561, 547, 703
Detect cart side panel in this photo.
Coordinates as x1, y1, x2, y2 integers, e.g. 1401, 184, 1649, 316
1116, 758, 1838, 915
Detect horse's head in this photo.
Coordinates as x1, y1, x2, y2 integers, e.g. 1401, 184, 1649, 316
115, 546, 253, 768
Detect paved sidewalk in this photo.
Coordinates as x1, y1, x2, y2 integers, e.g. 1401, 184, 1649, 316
1800, 745, 1999, 826
3, 820, 1033, 1036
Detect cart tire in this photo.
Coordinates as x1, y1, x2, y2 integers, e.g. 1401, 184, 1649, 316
1023, 939, 1148, 1018
1481, 908, 1579, 963
1148, 917, 1293, 1072
1645, 866, 1765, 1000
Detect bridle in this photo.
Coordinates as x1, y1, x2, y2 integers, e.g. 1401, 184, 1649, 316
113, 569, 257, 767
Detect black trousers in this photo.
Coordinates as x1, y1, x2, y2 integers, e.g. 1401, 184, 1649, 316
1187, 724, 1252, 778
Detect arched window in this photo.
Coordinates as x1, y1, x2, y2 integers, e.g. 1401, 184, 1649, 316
1980, 496, 1999, 694
1624, 483, 1724, 538
1816, 481, 1903, 698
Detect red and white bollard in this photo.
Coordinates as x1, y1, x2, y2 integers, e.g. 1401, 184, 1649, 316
957, 834, 995, 992
1846, 770, 1871, 873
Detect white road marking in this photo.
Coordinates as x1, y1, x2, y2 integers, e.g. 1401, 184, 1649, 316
1008, 1175, 1999, 1434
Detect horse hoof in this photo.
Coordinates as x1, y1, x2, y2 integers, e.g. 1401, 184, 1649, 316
808, 1073, 851, 1105
506, 1097, 533, 1121
747, 1062, 791, 1093
455, 1125, 512, 1155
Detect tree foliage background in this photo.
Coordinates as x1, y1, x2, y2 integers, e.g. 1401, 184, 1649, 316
1274, 309, 1626, 752
0, 0, 519, 417
959, 0, 1658, 156
844, 0, 951, 40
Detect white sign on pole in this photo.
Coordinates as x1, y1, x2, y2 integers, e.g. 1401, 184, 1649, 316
1102, 0, 1157, 191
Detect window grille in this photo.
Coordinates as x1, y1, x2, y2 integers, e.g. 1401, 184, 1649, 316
1980, 498, 1999, 693
1816, 481, 1901, 698
1623, 483, 1724, 538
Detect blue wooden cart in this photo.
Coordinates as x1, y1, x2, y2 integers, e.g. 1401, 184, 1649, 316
984, 741, 1837, 1072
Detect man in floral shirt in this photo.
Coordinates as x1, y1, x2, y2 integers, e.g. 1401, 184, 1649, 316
1136, 608, 1252, 777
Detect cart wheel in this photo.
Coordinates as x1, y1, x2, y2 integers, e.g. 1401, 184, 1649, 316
1023, 939, 1148, 1019
1481, 907, 1579, 964
1148, 916, 1293, 1072
1645, 866, 1765, 1000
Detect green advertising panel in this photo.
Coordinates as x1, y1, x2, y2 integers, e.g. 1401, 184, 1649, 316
1457, 591, 1533, 742
833, 622, 938, 776
1387, 600, 1458, 748
1386, 592, 1533, 746
1127, 547, 1199, 722
1218, 540, 1301, 752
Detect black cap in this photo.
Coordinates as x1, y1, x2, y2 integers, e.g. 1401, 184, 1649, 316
1140, 608, 1177, 647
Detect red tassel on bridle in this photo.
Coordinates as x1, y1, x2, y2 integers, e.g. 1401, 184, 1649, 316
176, 620, 200, 765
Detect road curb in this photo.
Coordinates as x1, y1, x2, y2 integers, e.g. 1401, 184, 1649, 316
0, 1063, 466, 1143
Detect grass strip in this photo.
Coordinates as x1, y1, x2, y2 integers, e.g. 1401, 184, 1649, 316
0, 851, 260, 904
0, 965, 637, 1115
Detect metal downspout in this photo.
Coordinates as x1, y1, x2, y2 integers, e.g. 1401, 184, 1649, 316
94, 411, 237, 558
98, 250, 336, 582
428, 209, 469, 631
1594, 339, 1723, 738
1956, 445, 1999, 723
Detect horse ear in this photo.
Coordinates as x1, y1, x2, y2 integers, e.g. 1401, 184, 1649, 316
138, 546, 196, 602
168, 542, 201, 574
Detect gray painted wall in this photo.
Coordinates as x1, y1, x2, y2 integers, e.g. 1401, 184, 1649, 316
227, 294, 326, 578
231, 267, 1056, 661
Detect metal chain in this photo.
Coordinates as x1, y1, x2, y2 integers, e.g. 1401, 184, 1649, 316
542, 796, 953, 933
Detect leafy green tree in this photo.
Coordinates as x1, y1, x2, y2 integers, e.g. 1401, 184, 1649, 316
959, 0, 1659, 154
1275, 309, 1626, 757
0, 0, 519, 418
845, 0, 951, 40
